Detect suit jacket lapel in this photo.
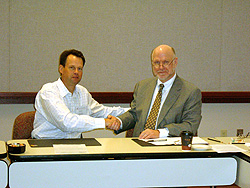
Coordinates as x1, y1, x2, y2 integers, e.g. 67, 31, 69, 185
157, 76, 182, 126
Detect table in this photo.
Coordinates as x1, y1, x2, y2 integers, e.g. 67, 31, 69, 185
214, 137, 250, 187
8, 137, 238, 188
0, 141, 8, 188
0, 140, 7, 159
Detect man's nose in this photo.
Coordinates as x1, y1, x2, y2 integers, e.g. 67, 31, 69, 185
159, 63, 165, 68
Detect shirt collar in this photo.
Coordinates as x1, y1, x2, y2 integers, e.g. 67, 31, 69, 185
56, 78, 80, 97
157, 73, 176, 90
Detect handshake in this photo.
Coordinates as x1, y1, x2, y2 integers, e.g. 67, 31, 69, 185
105, 115, 160, 139
105, 115, 121, 131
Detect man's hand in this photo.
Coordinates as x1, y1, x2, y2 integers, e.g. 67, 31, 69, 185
105, 115, 121, 131
139, 129, 160, 139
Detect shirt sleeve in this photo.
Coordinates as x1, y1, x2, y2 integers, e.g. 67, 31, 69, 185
158, 128, 169, 138
86, 91, 129, 118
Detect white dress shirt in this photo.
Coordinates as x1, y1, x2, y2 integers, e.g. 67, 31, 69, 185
32, 78, 127, 139
148, 73, 176, 137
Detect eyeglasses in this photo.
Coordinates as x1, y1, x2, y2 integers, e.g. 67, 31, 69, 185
152, 58, 175, 68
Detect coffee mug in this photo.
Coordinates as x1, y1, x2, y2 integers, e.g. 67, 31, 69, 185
180, 131, 193, 151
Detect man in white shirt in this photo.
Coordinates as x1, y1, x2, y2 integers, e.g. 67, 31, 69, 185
32, 49, 127, 139
108, 44, 202, 139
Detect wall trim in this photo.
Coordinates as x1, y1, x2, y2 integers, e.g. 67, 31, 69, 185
1, 92, 250, 104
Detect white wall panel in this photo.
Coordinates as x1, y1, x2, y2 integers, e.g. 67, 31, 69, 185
0, 0, 248, 92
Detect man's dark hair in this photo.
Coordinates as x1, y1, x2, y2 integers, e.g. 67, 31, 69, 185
59, 49, 86, 67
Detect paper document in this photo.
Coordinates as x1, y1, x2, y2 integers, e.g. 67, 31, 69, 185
143, 138, 179, 146
211, 144, 247, 153
245, 143, 250, 150
192, 137, 209, 145
141, 137, 208, 146
53, 144, 88, 154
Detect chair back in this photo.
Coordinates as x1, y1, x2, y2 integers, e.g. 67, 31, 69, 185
12, 111, 36, 139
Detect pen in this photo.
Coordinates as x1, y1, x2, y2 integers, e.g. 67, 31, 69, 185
232, 143, 245, 144
147, 139, 168, 142
207, 138, 223, 143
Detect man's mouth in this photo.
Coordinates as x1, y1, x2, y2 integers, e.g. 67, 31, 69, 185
158, 71, 167, 74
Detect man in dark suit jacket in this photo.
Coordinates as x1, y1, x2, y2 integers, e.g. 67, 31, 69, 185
107, 44, 202, 139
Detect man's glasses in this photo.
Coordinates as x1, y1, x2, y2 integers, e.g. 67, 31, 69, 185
152, 58, 175, 68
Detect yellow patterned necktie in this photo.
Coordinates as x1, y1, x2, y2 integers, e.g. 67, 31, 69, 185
144, 84, 164, 130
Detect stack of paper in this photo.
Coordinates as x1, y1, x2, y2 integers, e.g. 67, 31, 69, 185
211, 144, 247, 153
53, 144, 88, 154
142, 137, 208, 146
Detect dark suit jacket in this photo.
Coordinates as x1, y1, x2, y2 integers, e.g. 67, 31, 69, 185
116, 75, 202, 137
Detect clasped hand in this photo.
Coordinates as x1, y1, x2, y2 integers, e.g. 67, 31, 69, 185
105, 115, 121, 131
105, 116, 160, 139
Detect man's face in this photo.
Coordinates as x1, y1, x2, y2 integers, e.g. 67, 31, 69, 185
151, 46, 177, 83
59, 54, 83, 90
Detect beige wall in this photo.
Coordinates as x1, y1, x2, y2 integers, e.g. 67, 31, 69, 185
0, 0, 250, 92
0, 1, 250, 141
1, 103, 249, 141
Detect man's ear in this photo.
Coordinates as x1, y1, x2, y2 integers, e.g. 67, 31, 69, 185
58, 65, 64, 75
173, 57, 178, 68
